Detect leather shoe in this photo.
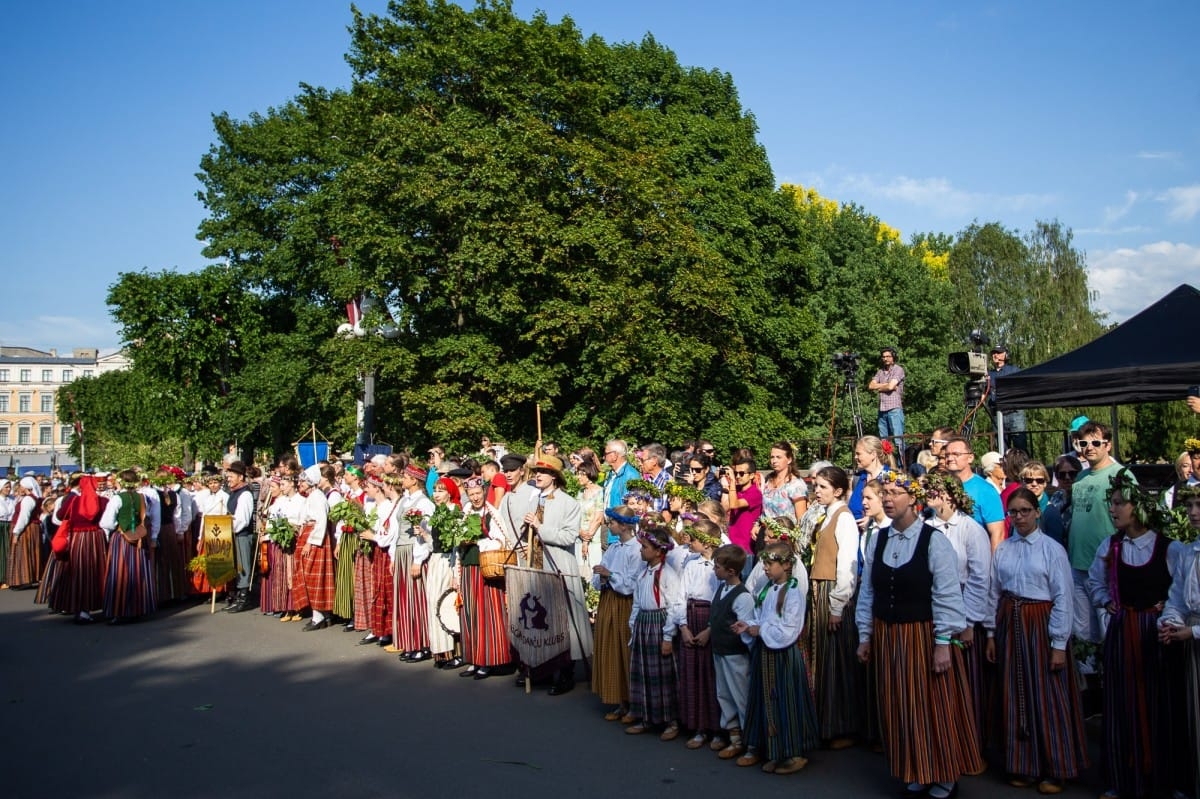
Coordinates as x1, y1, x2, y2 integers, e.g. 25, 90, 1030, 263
357, 634, 379, 646
301, 619, 329, 632
376, 635, 393, 647
343, 622, 357, 632
459, 665, 478, 677
473, 667, 492, 680
548, 679, 575, 696
736, 751, 761, 767
407, 649, 432, 663
444, 657, 464, 670
774, 757, 808, 775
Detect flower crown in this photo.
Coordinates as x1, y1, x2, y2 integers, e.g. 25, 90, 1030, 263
636, 521, 675, 551
684, 524, 721, 548
664, 482, 706, 507
624, 478, 661, 500
760, 515, 795, 541
605, 508, 640, 526
1106, 468, 1169, 531
881, 468, 925, 502
759, 547, 795, 565
921, 472, 973, 515
1185, 438, 1200, 455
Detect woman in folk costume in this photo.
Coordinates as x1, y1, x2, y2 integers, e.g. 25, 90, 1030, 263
591, 505, 642, 719
0, 479, 15, 587
856, 470, 983, 799
676, 517, 723, 749
806, 465, 863, 750
986, 488, 1087, 795
335, 464, 367, 631
1088, 471, 1189, 799
190, 471, 229, 596
517, 453, 593, 695
293, 465, 335, 631
625, 521, 684, 738
357, 474, 398, 647
393, 465, 434, 659
921, 470, 992, 764
7, 476, 44, 589
99, 469, 157, 623
262, 474, 303, 620
1159, 485, 1200, 799
36, 495, 65, 606
314, 463, 353, 627
152, 466, 188, 604
45, 473, 109, 623
413, 477, 460, 667
349, 468, 379, 636
457, 477, 512, 679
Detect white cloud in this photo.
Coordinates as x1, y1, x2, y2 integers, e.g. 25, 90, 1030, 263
1136, 151, 1180, 161
1088, 241, 1200, 322
1103, 190, 1140, 224
1158, 184, 1200, 222
816, 170, 1056, 220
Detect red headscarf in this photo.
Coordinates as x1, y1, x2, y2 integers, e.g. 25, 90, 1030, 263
78, 474, 100, 518
437, 477, 461, 507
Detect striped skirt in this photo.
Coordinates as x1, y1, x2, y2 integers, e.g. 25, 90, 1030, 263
678, 599, 722, 732
590, 590, 633, 704
424, 553, 455, 655
874, 618, 984, 785
369, 547, 392, 638
392, 544, 429, 651
103, 534, 156, 619
809, 579, 863, 741
155, 525, 187, 603
0, 519, 10, 582
293, 525, 334, 612
960, 620, 991, 751
35, 555, 64, 605
1184, 620, 1200, 799
6, 523, 42, 588
994, 594, 1088, 780
46, 526, 107, 614
259, 541, 293, 614
458, 564, 509, 667
744, 641, 818, 761
333, 533, 357, 620
352, 547, 374, 632
1102, 606, 1190, 797
629, 608, 678, 724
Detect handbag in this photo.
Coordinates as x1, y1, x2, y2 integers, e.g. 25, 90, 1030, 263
119, 493, 148, 545
51, 515, 72, 559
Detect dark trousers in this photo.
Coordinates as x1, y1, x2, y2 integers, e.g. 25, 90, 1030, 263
234, 533, 255, 590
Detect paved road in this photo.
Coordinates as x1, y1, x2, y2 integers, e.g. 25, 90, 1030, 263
0, 590, 1102, 799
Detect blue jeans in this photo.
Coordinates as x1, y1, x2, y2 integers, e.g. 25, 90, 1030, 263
878, 407, 905, 465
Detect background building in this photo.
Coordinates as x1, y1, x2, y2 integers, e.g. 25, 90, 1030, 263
0, 346, 129, 476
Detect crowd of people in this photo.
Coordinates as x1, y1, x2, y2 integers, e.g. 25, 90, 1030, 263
3, 423, 1200, 799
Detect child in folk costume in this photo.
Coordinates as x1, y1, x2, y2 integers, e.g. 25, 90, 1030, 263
1088, 472, 1189, 799
708, 544, 756, 759
1159, 485, 1200, 799
677, 517, 723, 749
732, 541, 818, 775
626, 521, 685, 740
591, 506, 642, 719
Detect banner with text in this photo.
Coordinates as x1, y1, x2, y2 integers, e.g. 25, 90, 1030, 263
505, 566, 571, 668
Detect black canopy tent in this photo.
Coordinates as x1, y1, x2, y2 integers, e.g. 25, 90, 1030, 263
995, 283, 1200, 411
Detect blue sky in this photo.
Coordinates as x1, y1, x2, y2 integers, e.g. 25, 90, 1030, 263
3, 1, 1197, 354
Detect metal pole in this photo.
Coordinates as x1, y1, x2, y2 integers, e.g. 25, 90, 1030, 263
357, 370, 375, 447
995, 409, 1006, 455
1110, 404, 1120, 460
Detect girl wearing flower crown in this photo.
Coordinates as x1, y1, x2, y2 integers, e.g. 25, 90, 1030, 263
625, 521, 684, 740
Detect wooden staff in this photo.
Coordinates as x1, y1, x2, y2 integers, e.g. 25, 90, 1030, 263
211, 589, 217, 614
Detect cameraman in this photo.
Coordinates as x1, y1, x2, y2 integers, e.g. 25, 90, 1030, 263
987, 345, 1028, 452
867, 347, 905, 466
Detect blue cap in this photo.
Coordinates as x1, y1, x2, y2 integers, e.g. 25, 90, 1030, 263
1069, 415, 1089, 433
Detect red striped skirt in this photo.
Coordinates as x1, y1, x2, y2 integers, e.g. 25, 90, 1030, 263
46, 525, 107, 614
874, 618, 984, 785
6, 522, 42, 588
352, 546, 374, 631
36, 555, 64, 605
260, 540, 294, 614
104, 534, 156, 619
154, 524, 187, 603
678, 599, 722, 732
293, 525, 334, 612
392, 544, 429, 651
369, 547, 392, 638
994, 594, 1088, 780
590, 589, 633, 704
458, 564, 510, 667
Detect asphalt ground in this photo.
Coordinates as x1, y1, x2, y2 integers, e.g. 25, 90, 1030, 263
0, 588, 1103, 799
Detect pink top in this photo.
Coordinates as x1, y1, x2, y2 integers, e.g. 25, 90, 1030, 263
728, 483, 763, 553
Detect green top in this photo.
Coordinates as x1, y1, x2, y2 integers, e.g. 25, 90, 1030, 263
1068, 462, 1129, 570
117, 490, 142, 534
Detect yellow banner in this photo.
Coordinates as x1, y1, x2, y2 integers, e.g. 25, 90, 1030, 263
202, 514, 237, 587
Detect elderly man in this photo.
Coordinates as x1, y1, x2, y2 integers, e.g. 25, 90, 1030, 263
637, 443, 671, 512
514, 453, 592, 695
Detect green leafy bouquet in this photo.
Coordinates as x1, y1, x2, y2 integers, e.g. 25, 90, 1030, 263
330, 501, 378, 554
267, 516, 298, 550
430, 503, 484, 550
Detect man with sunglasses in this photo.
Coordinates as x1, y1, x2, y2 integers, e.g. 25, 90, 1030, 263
1068, 421, 1129, 643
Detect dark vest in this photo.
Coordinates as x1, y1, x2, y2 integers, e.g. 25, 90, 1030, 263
709, 582, 750, 656
157, 488, 177, 528
227, 485, 250, 535
871, 523, 936, 624
1112, 533, 1173, 611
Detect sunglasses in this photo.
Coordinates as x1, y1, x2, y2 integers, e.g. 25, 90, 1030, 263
733, 470, 751, 477
1079, 439, 1108, 449
701, 449, 715, 454
1022, 477, 1047, 485
1054, 470, 1079, 479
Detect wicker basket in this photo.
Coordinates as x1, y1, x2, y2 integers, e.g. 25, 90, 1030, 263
479, 547, 515, 581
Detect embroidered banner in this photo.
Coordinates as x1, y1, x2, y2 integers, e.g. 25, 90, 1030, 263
200, 514, 237, 587
505, 565, 572, 668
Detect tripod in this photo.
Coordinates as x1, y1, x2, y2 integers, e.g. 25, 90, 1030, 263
826, 370, 865, 460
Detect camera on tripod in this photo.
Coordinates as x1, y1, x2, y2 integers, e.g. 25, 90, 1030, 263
831, 351, 860, 375
948, 328, 991, 419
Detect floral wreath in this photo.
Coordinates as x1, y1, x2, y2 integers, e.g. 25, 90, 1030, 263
1106, 468, 1169, 531
623, 478, 661, 500
880, 467, 926, 502
684, 523, 721, 549
605, 508, 640, 526
760, 515, 796, 542
664, 482, 706, 507
636, 520, 675, 551
921, 472, 974, 516
759, 547, 796, 565
1185, 438, 1200, 455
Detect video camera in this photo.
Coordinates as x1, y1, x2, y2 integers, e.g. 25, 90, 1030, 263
831, 351, 860, 374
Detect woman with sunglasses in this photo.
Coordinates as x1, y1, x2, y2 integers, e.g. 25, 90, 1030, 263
986, 488, 1087, 795
1088, 470, 1189, 799
1020, 462, 1065, 546
1048, 456, 1081, 546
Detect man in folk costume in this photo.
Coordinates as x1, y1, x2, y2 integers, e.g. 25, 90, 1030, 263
99, 469, 158, 623
152, 465, 188, 604
516, 453, 594, 695
293, 465, 335, 631
496, 453, 537, 551
223, 461, 257, 613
